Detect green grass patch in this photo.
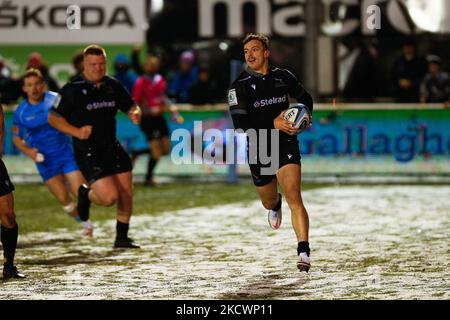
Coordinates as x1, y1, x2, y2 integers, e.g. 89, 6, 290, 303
13, 182, 326, 234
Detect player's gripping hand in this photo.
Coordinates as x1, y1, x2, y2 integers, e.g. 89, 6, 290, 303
128, 106, 142, 125
26, 148, 40, 162
77, 125, 93, 140
274, 111, 299, 135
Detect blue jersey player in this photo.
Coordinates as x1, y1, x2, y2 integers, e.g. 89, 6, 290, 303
12, 69, 93, 237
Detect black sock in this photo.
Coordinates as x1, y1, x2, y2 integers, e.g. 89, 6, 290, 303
297, 241, 310, 256
146, 157, 158, 181
1, 224, 18, 267
272, 193, 282, 211
77, 185, 91, 222
116, 221, 129, 240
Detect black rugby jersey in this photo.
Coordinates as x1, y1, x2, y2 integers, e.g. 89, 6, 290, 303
51, 74, 135, 150
228, 66, 313, 141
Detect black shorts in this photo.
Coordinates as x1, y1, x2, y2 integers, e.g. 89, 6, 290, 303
74, 141, 133, 185
140, 115, 170, 140
248, 138, 301, 187
0, 159, 15, 197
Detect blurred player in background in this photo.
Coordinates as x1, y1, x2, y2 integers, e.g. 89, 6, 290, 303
49, 45, 142, 249
132, 55, 170, 186
228, 34, 313, 272
1, 104, 25, 279
12, 69, 93, 237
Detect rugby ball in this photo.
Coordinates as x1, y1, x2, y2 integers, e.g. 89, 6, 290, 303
283, 103, 311, 132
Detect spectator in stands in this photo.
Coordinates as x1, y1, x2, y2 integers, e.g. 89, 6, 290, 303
25, 52, 59, 92
390, 40, 427, 102
420, 55, 450, 107
168, 50, 199, 103
188, 66, 221, 105
341, 38, 380, 102
69, 51, 84, 82
113, 53, 138, 93
131, 45, 144, 76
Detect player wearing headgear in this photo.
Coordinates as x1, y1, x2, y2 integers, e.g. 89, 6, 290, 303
227, 34, 313, 272
48, 45, 142, 249
0, 104, 25, 279
13, 69, 93, 237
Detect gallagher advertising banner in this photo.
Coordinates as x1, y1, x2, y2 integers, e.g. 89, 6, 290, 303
3, 105, 450, 176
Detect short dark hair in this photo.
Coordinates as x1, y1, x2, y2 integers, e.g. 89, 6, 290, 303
83, 45, 106, 58
23, 68, 44, 81
243, 34, 269, 49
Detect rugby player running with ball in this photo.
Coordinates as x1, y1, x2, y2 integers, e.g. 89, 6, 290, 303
228, 34, 313, 272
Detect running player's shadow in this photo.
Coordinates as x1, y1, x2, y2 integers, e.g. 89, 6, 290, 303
219, 272, 311, 299
20, 249, 125, 266
16, 238, 76, 249
15, 237, 139, 266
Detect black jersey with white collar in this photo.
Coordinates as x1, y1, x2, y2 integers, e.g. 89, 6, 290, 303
228, 66, 313, 140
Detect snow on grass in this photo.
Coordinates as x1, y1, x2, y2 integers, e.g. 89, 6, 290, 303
1, 185, 449, 299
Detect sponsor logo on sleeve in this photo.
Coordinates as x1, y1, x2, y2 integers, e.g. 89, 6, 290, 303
53, 94, 62, 109
228, 89, 238, 106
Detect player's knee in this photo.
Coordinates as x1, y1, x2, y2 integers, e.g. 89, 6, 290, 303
101, 194, 118, 206
262, 197, 279, 210
105, 196, 118, 206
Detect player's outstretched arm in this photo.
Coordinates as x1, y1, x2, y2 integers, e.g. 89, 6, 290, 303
48, 111, 92, 140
